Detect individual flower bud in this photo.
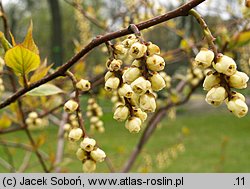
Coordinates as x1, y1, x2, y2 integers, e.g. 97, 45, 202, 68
76, 79, 91, 91
203, 72, 221, 91
90, 148, 106, 162
213, 55, 237, 76
86, 111, 92, 117
128, 42, 147, 59
96, 120, 104, 127
80, 137, 96, 152
159, 72, 171, 88
104, 71, 115, 82
104, 76, 120, 91
35, 118, 43, 126
88, 98, 95, 104
231, 92, 246, 102
139, 93, 156, 112
82, 160, 96, 173
146, 55, 165, 71
122, 35, 138, 48
76, 148, 87, 161
28, 112, 38, 119
64, 100, 79, 113
131, 60, 141, 67
25, 118, 33, 125
108, 59, 123, 71
68, 128, 83, 141
118, 84, 134, 98
122, 67, 141, 84
205, 86, 227, 106
194, 48, 214, 68
128, 93, 140, 107
63, 123, 71, 131
113, 105, 129, 121
193, 68, 204, 79
96, 108, 103, 117
98, 126, 105, 133
125, 117, 142, 133
131, 76, 151, 95
71, 120, 79, 127
90, 116, 99, 124
114, 44, 127, 55
190, 78, 200, 86
111, 95, 118, 103
133, 108, 147, 122
149, 72, 166, 91
227, 71, 249, 89
69, 114, 77, 121
227, 98, 248, 118
147, 42, 160, 56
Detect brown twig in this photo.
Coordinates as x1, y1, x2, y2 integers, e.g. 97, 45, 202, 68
0, 0, 206, 109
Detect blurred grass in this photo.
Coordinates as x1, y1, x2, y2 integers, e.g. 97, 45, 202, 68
0, 100, 250, 173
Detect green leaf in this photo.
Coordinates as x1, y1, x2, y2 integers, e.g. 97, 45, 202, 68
4, 45, 40, 76
26, 84, 63, 96
229, 31, 250, 48
22, 21, 39, 54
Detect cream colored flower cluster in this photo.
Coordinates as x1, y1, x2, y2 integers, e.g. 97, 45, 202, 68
76, 137, 106, 172
86, 98, 104, 133
63, 114, 82, 141
104, 34, 169, 133
25, 112, 47, 129
194, 48, 249, 117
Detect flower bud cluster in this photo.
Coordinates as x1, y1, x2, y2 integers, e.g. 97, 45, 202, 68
194, 49, 249, 117
186, 67, 204, 86
104, 34, 169, 133
63, 114, 83, 142
76, 137, 106, 172
25, 112, 47, 129
86, 98, 104, 133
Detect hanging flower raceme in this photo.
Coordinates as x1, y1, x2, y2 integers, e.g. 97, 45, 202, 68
194, 49, 249, 118
76, 137, 106, 173
86, 98, 105, 133
104, 34, 170, 133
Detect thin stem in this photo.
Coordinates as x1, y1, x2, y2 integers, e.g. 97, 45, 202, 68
0, 0, 206, 109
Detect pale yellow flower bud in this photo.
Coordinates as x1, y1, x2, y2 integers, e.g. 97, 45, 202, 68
113, 105, 129, 121
205, 86, 227, 106
131, 60, 141, 67
147, 42, 160, 56
228, 71, 249, 89
69, 114, 77, 121
146, 55, 165, 71
107, 59, 123, 71
25, 118, 33, 125
194, 48, 214, 68
149, 72, 166, 91
111, 95, 118, 103
28, 112, 38, 119
104, 76, 120, 91
213, 55, 237, 76
122, 67, 141, 84
125, 117, 142, 133
131, 76, 151, 95
96, 120, 104, 127
82, 160, 96, 173
122, 35, 138, 48
139, 93, 156, 112
118, 84, 134, 98
76, 148, 87, 161
128, 93, 140, 107
159, 72, 171, 88
64, 100, 79, 113
90, 116, 99, 123
80, 137, 96, 152
68, 128, 83, 141
90, 148, 106, 162
0, 85, 4, 92
86, 111, 92, 117
35, 118, 43, 126
63, 123, 71, 131
193, 68, 204, 79
225, 92, 246, 105
128, 42, 147, 58
114, 44, 127, 55
133, 108, 147, 122
227, 98, 248, 118
203, 72, 221, 91
76, 79, 91, 91
104, 71, 115, 82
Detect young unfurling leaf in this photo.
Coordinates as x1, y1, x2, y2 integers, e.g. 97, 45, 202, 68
22, 21, 39, 54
